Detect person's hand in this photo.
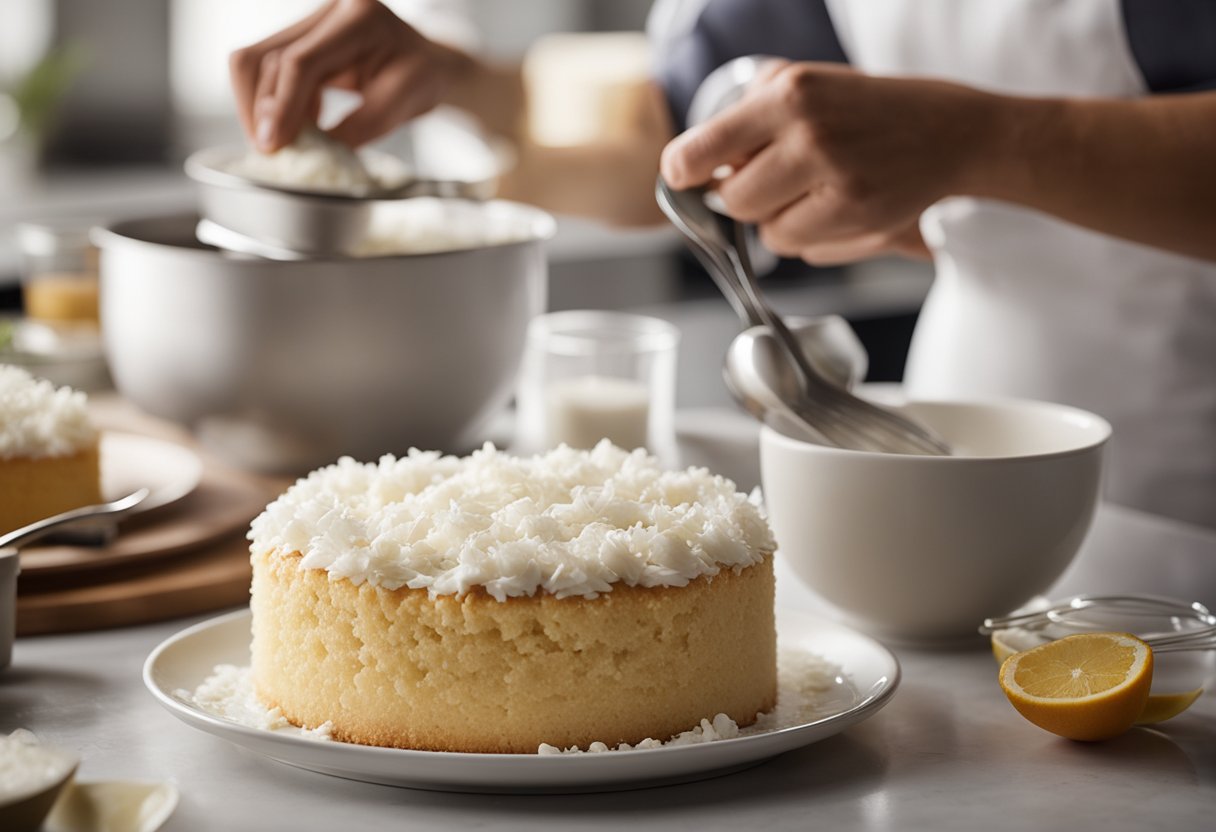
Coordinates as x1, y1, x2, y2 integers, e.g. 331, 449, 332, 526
230, 0, 470, 151
660, 62, 1000, 264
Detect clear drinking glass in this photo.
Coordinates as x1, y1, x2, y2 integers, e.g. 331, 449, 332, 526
515, 310, 680, 466
16, 219, 101, 327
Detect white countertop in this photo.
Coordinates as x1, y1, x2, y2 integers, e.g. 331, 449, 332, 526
6, 411, 1216, 831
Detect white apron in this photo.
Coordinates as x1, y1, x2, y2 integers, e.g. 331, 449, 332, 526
824, 0, 1216, 529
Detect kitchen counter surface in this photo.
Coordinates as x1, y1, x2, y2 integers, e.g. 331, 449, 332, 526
5, 412, 1215, 832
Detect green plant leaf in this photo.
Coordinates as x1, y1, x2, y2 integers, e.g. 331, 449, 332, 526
9, 44, 89, 139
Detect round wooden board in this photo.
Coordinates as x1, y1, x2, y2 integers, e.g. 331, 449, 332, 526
18, 460, 279, 582
16, 532, 253, 636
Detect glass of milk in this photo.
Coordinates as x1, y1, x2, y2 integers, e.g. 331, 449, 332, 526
515, 311, 679, 465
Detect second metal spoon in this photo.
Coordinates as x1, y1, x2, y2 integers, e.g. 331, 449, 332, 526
0, 489, 150, 551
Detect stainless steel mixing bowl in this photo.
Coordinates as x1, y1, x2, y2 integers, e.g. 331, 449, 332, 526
94, 202, 553, 473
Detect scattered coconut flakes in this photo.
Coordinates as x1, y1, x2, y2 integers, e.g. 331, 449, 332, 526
538, 713, 740, 756
538, 647, 844, 755
178, 665, 331, 741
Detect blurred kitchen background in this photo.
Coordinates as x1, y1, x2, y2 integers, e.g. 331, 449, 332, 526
0, 0, 932, 406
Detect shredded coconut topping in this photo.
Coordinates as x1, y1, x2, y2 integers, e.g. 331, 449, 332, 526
0, 365, 96, 459
352, 201, 528, 256
248, 440, 774, 600
228, 127, 382, 194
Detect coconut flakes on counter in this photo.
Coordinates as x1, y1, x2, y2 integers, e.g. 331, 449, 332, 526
178, 665, 332, 741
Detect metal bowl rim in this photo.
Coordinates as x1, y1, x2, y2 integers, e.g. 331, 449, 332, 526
90, 205, 557, 266
185, 144, 407, 202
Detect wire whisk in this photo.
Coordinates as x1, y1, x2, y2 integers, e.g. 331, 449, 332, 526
980, 594, 1216, 654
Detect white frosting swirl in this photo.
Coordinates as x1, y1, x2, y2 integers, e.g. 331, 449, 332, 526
0, 365, 96, 459
249, 441, 774, 601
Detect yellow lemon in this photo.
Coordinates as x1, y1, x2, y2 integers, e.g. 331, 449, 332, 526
990, 629, 1038, 663
1135, 688, 1203, 724
990, 631, 1202, 724
998, 632, 1153, 741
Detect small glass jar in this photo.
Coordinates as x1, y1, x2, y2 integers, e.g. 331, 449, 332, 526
15, 219, 102, 327
515, 310, 680, 466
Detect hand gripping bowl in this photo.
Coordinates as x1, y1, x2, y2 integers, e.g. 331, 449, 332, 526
94, 200, 553, 473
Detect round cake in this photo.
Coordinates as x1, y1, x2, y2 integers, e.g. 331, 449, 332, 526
248, 441, 777, 753
0, 365, 101, 535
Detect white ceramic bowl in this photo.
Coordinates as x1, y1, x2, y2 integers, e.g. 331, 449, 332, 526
761, 398, 1111, 642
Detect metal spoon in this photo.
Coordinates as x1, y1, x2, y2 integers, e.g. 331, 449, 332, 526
0, 489, 149, 551
657, 178, 952, 455
725, 317, 868, 441
726, 325, 841, 445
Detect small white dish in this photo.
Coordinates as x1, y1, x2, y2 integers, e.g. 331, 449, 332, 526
101, 432, 203, 515
44, 780, 178, 832
143, 608, 899, 794
762, 397, 1111, 642
0, 731, 79, 832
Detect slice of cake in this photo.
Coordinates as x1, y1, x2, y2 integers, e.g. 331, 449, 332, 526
249, 441, 777, 753
0, 366, 102, 535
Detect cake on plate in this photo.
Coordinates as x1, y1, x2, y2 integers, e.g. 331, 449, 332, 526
0, 365, 102, 535
249, 441, 777, 753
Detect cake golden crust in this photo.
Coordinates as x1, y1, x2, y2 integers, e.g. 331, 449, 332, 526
252, 547, 777, 753
0, 443, 102, 534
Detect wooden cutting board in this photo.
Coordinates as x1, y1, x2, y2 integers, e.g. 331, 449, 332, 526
16, 531, 253, 636
18, 461, 278, 584
12, 393, 291, 636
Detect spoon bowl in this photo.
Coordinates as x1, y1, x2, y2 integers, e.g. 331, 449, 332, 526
725, 317, 867, 443
656, 178, 952, 455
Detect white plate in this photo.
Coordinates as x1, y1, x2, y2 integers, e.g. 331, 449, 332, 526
102, 432, 203, 514
143, 608, 899, 794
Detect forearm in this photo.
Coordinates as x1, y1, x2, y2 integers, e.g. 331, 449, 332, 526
963, 91, 1216, 262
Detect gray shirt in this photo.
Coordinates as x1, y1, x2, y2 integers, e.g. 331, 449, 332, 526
652, 0, 1216, 131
